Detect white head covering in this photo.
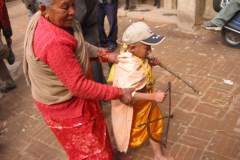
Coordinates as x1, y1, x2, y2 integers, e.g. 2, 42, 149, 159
122, 21, 165, 45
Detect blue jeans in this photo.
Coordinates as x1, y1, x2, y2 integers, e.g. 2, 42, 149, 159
211, 0, 240, 27
97, 3, 118, 47
92, 60, 106, 84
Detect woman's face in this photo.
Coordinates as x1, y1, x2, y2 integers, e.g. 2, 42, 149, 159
130, 43, 152, 59
44, 0, 76, 28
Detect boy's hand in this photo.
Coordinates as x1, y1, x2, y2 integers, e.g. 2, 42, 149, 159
148, 56, 161, 66
152, 91, 166, 102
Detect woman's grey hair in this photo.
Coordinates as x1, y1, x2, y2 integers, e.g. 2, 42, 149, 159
36, 0, 53, 7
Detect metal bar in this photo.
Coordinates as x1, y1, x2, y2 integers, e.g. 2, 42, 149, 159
224, 26, 240, 34
158, 63, 200, 95
138, 114, 173, 127
163, 82, 172, 148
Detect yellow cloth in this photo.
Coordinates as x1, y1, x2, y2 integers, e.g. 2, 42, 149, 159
107, 64, 115, 83
129, 96, 163, 148
111, 50, 163, 152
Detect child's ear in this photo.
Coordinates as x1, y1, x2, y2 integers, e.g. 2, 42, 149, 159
128, 45, 135, 53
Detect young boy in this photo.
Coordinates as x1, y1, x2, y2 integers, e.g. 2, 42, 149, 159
111, 22, 173, 160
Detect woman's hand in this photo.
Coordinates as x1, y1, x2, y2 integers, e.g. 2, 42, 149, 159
107, 52, 119, 63
120, 88, 135, 105
152, 91, 166, 103
98, 49, 119, 63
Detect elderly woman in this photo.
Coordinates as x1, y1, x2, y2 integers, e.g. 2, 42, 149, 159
23, 0, 133, 159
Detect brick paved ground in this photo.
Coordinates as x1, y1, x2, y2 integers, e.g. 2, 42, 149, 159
0, 1, 240, 160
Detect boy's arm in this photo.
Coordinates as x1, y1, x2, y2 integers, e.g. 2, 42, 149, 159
133, 91, 166, 102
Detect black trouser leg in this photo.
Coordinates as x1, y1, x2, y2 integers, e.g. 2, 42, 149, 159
154, 0, 160, 8
125, 0, 129, 10
97, 3, 108, 46
105, 3, 118, 47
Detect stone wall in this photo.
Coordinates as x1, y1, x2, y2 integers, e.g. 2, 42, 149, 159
118, 0, 217, 31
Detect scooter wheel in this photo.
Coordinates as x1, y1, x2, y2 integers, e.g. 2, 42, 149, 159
222, 28, 240, 48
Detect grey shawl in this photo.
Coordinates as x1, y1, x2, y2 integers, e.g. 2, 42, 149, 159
23, 12, 98, 105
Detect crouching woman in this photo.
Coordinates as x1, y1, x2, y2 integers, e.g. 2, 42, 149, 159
23, 0, 133, 159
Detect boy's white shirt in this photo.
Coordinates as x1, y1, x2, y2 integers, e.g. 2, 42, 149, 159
111, 51, 151, 152
114, 51, 150, 90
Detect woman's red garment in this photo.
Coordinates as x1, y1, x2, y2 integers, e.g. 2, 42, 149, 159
33, 17, 122, 160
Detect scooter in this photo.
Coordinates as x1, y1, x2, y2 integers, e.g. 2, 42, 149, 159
213, 0, 240, 48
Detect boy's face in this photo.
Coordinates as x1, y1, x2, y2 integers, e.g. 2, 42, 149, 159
130, 43, 152, 59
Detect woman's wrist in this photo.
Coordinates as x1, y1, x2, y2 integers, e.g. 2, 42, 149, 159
118, 88, 124, 97
97, 48, 109, 62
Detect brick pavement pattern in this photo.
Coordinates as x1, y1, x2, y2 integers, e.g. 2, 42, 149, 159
0, 1, 240, 160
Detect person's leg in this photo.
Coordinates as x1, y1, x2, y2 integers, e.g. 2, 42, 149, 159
97, 3, 108, 47
0, 47, 9, 60
0, 31, 15, 65
0, 60, 16, 93
6, 48, 15, 65
75, 0, 87, 24
129, 0, 137, 9
149, 139, 174, 160
211, 0, 240, 27
154, 0, 160, 8
0, 37, 15, 92
92, 60, 106, 84
125, 0, 129, 10
0, 36, 9, 60
80, 0, 106, 84
105, 3, 118, 51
